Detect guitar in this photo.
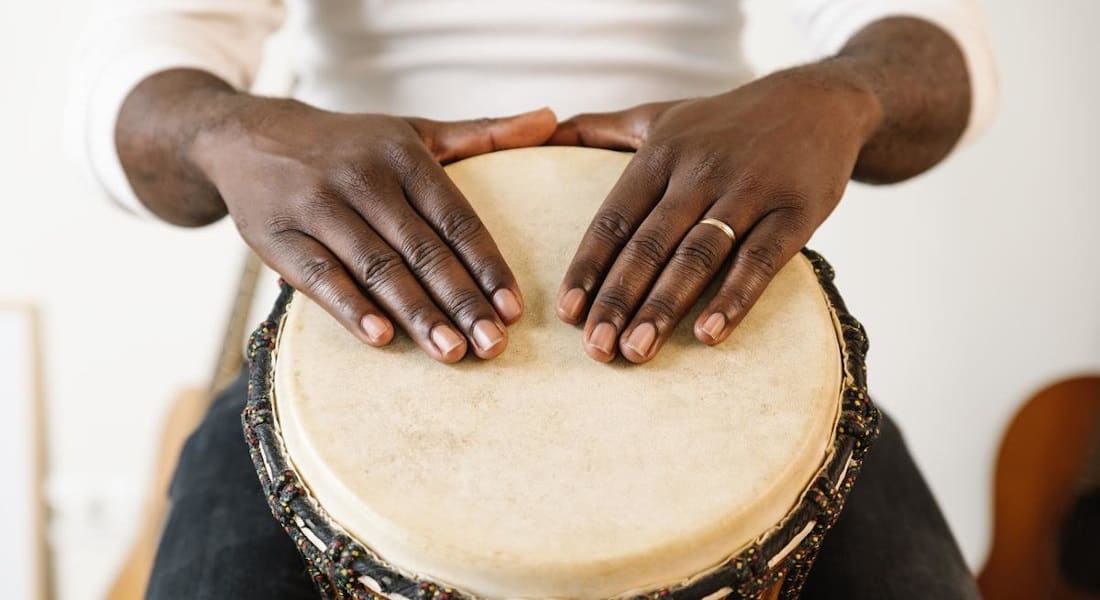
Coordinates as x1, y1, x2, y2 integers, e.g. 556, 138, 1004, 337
979, 376, 1100, 599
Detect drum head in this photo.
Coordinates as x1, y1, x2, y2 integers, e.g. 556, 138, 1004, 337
273, 147, 843, 598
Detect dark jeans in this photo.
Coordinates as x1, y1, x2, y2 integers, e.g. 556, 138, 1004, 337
147, 373, 979, 599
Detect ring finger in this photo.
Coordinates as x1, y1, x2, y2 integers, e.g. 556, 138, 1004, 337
580, 187, 712, 361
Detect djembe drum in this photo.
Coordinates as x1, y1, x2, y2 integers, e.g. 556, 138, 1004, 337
244, 147, 878, 600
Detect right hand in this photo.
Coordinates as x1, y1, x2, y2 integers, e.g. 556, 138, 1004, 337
191, 97, 557, 363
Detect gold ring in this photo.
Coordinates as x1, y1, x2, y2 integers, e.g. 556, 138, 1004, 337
698, 217, 737, 242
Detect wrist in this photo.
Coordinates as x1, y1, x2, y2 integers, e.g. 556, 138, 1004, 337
117, 69, 257, 225
181, 86, 264, 187
788, 59, 886, 148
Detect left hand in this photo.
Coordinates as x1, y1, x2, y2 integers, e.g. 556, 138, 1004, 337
551, 63, 883, 363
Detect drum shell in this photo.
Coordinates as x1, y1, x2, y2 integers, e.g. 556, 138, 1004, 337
242, 247, 878, 600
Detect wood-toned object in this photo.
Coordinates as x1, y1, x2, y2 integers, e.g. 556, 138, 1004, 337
979, 376, 1100, 600
0, 305, 49, 600
106, 251, 265, 600
761, 577, 783, 600
104, 386, 208, 600
209, 251, 264, 396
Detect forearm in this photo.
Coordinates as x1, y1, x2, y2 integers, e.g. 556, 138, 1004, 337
824, 17, 972, 184
116, 69, 247, 226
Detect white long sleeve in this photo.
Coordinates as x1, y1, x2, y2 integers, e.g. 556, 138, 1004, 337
66, 0, 285, 216
67, 0, 996, 217
792, 0, 998, 143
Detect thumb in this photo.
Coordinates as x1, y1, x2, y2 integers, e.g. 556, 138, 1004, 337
408, 107, 558, 164
547, 101, 677, 150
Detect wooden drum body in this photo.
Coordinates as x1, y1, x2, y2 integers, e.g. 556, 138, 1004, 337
244, 148, 878, 600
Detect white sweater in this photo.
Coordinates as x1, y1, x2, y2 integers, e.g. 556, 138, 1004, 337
68, 0, 997, 217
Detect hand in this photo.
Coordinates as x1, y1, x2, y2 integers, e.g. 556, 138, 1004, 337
191, 97, 557, 363
551, 63, 883, 363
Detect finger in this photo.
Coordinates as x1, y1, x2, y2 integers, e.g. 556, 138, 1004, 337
556, 148, 669, 328
262, 230, 394, 348
547, 101, 674, 148
397, 149, 525, 331
694, 208, 809, 346
295, 212, 471, 363
581, 178, 713, 362
407, 107, 558, 164
346, 184, 511, 358
618, 206, 744, 364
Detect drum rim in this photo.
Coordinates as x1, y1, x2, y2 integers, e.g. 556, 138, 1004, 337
242, 248, 879, 600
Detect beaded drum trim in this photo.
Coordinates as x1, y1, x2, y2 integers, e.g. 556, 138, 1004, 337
243, 249, 879, 600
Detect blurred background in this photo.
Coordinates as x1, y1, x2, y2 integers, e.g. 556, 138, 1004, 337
2, 0, 1098, 599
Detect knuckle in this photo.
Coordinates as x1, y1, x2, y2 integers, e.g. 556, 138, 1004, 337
414, 127, 441, 158
437, 209, 486, 247
770, 189, 813, 212
295, 184, 341, 209
673, 235, 724, 277
623, 231, 669, 268
643, 142, 675, 168
723, 287, 756, 316
685, 150, 726, 186
354, 246, 405, 289
283, 188, 345, 227
400, 236, 452, 275
635, 147, 674, 183
333, 161, 383, 198
774, 205, 811, 232
298, 255, 340, 291
739, 240, 783, 277
463, 252, 503, 283
401, 301, 439, 327
643, 293, 679, 322
589, 208, 634, 245
440, 287, 485, 321
298, 193, 345, 222
264, 213, 299, 237
326, 290, 362, 317
567, 255, 608, 291
385, 139, 426, 171
593, 288, 633, 321
385, 136, 417, 159
733, 170, 768, 199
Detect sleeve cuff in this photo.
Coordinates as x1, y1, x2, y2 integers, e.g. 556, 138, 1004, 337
74, 45, 248, 218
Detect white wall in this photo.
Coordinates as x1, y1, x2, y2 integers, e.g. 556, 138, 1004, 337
745, 0, 1100, 569
2, 3, 248, 598
3, 1, 1098, 598
1, 309, 45, 600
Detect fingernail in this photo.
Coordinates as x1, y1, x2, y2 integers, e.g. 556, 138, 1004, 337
558, 288, 586, 321
360, 314, 391, 344
587, 322, 617, 357
472, 319, 506, 353
430, 325, 465, 357
700, 313, 727, 343
493, 289, 523, 323
623, 322, 657, 358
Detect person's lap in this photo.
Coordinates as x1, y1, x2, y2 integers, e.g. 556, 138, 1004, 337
146, 372, 978, 600
146, 373, 316, 599
801, 415, 980, 599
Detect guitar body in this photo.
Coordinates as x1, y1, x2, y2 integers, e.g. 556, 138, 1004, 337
979, 376, 1100, 600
